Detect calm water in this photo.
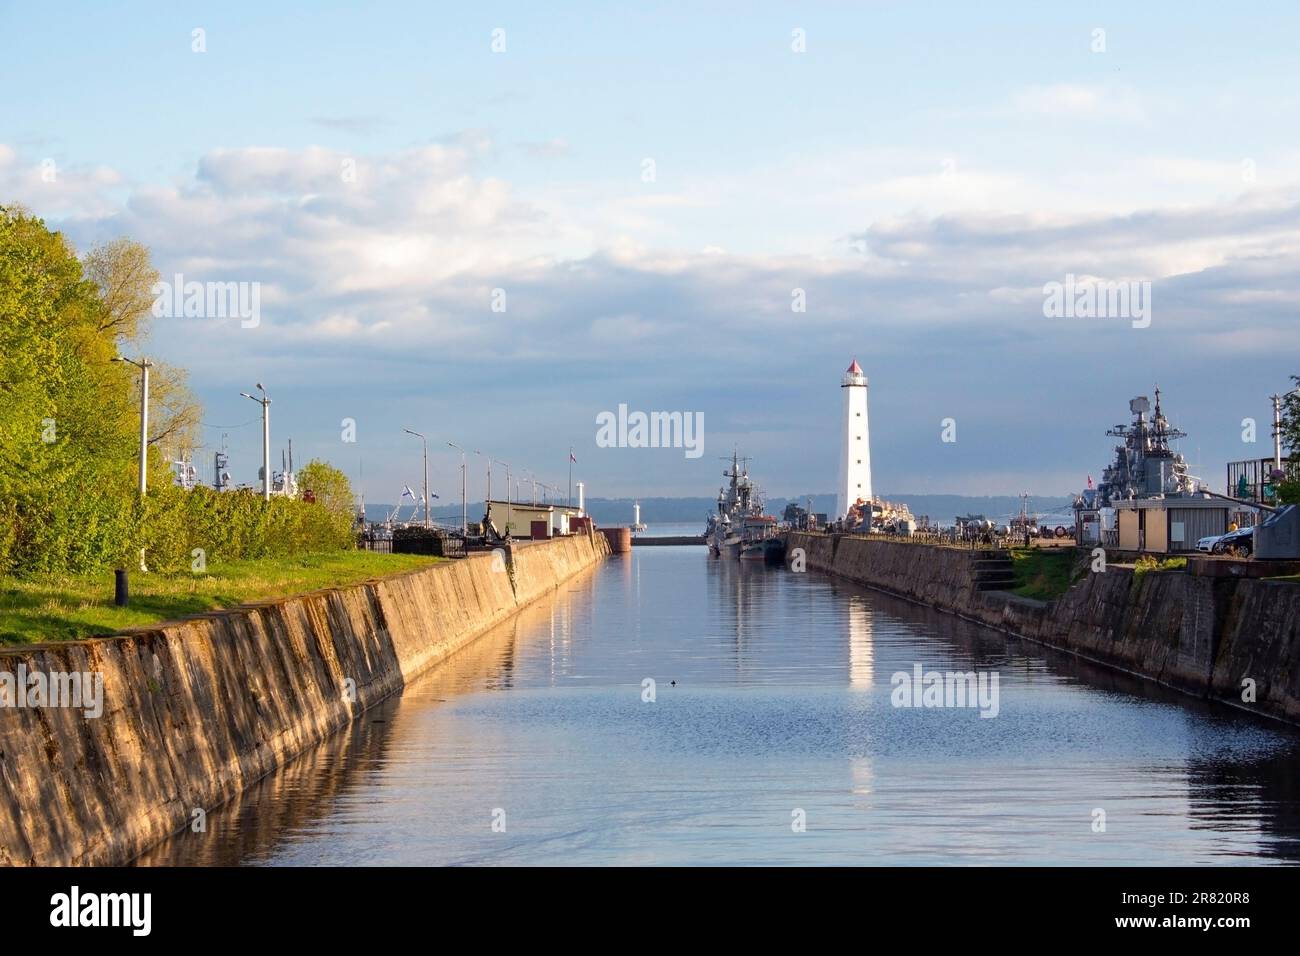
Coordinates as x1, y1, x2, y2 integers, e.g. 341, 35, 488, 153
140, 547, 1300, 866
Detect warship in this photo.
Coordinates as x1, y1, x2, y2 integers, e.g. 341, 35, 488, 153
705, 452, 783, 561
1094, 388, 1192, 503
1072, 388, 1196, 543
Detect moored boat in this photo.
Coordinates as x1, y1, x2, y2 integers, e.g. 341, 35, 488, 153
705, 452, 781, 559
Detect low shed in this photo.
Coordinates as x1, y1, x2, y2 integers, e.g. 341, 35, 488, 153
1112, 496, 1230, 553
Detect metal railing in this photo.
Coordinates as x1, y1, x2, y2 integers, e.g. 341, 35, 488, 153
357, 534, 393, 553
358, 530, 467, 558
790, 527, 1079, 552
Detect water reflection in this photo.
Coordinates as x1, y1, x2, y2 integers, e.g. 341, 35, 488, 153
847, 597, 874, 689
140, 546, 1300, 866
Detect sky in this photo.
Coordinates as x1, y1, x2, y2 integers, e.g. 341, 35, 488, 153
2, 1, 1298, 504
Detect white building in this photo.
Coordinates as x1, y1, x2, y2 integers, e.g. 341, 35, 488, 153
837, 358, 873, 519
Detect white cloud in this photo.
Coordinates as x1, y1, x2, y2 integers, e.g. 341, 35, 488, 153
1012, 84, 1147, 121
0, 146, 124, 218
6, 137, 1299, 495
7, 137, 1297, 360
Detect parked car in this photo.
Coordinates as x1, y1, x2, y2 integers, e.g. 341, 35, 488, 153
1196, 533, 1224, 552
1212, 526, 1254, 556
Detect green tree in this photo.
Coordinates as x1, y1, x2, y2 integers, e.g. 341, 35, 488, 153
1, 207, 354, 574
0, 206, 140, 572
83, 236, 202, 455
83, 236, 158, 343
298, 459, 358, 534
1277, 375, 1300, 505
145, 360, 203, 457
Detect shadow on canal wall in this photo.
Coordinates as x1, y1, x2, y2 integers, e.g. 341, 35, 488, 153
130, 580, 576, 866
786, 532, 1300, 726
0, 532, 610, 866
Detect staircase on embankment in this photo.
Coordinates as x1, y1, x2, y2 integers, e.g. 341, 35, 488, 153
971, 549, 1017, 591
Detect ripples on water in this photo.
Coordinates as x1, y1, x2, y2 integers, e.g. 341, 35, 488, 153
138, 547, 1300, 866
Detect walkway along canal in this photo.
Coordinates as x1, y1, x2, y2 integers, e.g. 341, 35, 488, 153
140, 545, 1300, 866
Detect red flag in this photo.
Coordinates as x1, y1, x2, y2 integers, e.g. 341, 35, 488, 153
1087, 475, 1094, 488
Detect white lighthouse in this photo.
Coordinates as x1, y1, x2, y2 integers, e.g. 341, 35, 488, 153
837, 358, 872, 519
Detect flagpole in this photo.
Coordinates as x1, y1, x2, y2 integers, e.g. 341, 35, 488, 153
568, 445, 573, 507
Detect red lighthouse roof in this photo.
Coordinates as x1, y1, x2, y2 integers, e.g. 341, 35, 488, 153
846, 358, 863, 374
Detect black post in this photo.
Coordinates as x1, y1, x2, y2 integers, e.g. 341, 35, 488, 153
114, 568, 129, 607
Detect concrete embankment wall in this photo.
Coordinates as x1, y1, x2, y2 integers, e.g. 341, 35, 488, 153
786, 532, 1300, 724
0, 532, 610, 866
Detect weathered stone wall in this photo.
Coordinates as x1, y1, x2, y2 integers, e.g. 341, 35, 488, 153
0, 532, 610, 866
786, 532, 1300, 724
787, 532, 986, 636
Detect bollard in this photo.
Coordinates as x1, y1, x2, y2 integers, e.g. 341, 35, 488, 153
114, 568, 129, 607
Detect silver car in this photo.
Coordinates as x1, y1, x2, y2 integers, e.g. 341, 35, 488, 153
1196, 534, 1225, 552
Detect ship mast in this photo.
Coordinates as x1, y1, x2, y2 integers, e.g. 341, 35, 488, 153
1099, 389, 1190, 502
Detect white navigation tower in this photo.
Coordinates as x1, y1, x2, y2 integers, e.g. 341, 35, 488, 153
838, 358, 872, 519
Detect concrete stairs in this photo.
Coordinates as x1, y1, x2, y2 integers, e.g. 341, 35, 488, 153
972, 549, 1017, 591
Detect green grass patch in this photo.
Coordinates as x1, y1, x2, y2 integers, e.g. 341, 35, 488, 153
1133, 555, 1188, 577
0, 552, 441, 645
1008, 547, 1080, 601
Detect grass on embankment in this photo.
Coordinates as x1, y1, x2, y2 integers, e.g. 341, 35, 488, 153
1133, 555, 1187, 575
1008, 547, 1081, 601
0, 552, 441, 645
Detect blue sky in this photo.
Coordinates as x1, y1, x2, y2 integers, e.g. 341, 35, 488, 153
3, 2, 1298, 503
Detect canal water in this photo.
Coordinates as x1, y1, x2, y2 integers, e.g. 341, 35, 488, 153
139, 547, 1300, 866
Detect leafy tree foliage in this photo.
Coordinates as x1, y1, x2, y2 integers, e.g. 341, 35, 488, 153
299, 459, 358, 527
1278, 375, 1300, 505
1, 206, 354, 574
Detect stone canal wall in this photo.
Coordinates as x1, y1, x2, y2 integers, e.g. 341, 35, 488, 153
0, 532, 610, 866
786, 532, 1300, 725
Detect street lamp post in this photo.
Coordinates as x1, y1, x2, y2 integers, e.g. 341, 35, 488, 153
474, 450, 490, 510
240, 385, 272, 502
1271, 387, 1300, 471
499, 460, 512, 535
403, 428, 430, 528
113, 356, 153, 498
448, 442, 467, 535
